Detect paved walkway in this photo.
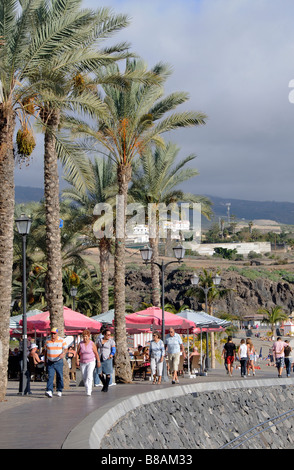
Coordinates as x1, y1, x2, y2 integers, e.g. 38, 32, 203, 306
0, 363, 289, 449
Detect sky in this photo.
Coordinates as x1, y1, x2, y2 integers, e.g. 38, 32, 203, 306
14, 0, 294, 203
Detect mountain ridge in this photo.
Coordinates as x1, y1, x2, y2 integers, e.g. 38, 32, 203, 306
15, 186, 294, 225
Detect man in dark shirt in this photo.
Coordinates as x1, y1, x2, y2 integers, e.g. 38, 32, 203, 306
222, 336, 236, 377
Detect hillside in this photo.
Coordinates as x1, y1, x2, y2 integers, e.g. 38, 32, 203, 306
15, 186, 43, 204
206, 195, 294, 225
14, 186, 294, 225
122, 262, 294, 317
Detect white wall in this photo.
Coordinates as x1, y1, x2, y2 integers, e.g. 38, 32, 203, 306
184, 241, 271, 257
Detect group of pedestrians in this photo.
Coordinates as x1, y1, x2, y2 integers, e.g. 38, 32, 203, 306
272, 337, 292, 377
44, 326, 115, 398
222, 335, 293, 379
28, 325, 185, 398
148, 327, 186, 385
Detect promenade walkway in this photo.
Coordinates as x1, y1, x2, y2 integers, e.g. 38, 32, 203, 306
0, 364, 291, 449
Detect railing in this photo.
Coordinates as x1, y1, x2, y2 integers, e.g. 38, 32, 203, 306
220, 408, 294, 449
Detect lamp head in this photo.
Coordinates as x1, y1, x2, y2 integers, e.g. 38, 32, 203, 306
213, 274, 221, 286
191, 273, 199, 286
140, 245, 153, 263
70, 287, 78, 297
15, 213, 32, 236
173, 244, 186, 261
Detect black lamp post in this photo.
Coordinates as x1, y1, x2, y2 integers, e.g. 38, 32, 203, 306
70, 286, 78, 311
190, 273, 221, 370
140, 244, 186, 382
15, 214, 32, 395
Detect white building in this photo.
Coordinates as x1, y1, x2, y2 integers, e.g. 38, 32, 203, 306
183, 241, 271, 257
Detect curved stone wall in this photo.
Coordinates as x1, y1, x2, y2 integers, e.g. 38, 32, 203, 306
101, 385, 294, 449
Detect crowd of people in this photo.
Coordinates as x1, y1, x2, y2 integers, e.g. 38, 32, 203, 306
12, 327, 294, 397
13, 326, 194, 397
222, 335, 294, 378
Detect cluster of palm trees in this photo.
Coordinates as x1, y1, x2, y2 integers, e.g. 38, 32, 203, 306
0, 0, 211, 398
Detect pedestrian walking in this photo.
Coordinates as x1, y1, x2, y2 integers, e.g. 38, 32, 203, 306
222, 336, 236, 377
76, 329, 100, 396
238, 339, 248, 378
246, 338, 256, 376
284, 339, 292, 377
149, 332, 164, 384
44, 328, 67, 398
96, 329, 116, 392
165, 328, 185, 384
273, 337, 288, 378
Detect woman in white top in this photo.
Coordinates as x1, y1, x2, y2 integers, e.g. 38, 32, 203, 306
238, 339, 248, 378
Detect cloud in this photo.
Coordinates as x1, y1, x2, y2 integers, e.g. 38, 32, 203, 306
15, 0, 294, 203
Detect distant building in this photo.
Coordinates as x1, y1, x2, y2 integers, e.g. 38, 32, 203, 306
126, 219, 192, 244
126, 224, 149, 244
183, 241, 271, 257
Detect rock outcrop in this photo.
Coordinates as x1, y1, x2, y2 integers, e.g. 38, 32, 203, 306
122, 267, 294, 317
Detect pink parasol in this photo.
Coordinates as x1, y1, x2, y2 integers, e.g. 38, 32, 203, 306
124, 306, 195, 332
20, 306, 102, 334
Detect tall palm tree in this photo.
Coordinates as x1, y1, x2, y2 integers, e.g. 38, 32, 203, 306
72, 58, 207, 382
0, 0, 43, 401
130, 142, 212, 306
23, 1, 130, 333
188, 269, 228, 368
62, 156, 116, 313
0, 1, 129, 398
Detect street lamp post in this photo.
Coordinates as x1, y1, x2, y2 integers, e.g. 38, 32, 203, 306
140, 244, 186, 382
70, 286, 78, 311
190, 273, 221, 371
15, 214, 32, 395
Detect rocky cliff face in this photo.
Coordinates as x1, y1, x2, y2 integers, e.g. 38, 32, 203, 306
123, 268, 294, 317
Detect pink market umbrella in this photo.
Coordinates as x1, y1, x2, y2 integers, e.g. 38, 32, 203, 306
124, 306, 195, 332
20, 306, 102, 334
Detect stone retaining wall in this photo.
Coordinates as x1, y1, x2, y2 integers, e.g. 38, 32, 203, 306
101, 385, 294, 449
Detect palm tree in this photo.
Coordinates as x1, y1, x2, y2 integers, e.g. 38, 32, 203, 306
0, 0, 44, 401
130, 142, 212, 306
258, 306, 288, 335
62, 156, 116, 312
22, 1, 130, 333
188, 269, 228, 368
0, 3, 130, 400
83, 58, 207, 382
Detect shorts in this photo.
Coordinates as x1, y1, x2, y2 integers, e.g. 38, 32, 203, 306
168, 353, 180, 372
226, 355, 235, 365
276, 357, 285, 369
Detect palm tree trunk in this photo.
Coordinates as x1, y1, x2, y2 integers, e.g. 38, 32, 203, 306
114, 163, 132, 382
149, 236, 160, 307
43, 109, 64, 335
100, 237, 110, 313
209, 305, 216, 369
0, 107, 15, 401
148, 204, 160, 307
